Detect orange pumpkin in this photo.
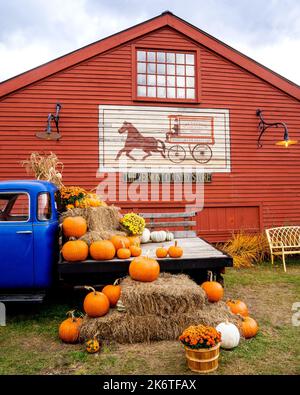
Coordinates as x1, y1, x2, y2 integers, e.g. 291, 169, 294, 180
129, 244, 142, 257
102, 279, 121, 307
61, 240, 89, 261
201, 271, 224, 302
117, 246, 131, 259
156, 246, 168, 258
90, 240, 116, 260
62, 216, 87, 238
58, 310, 82, 343
168, 240, 183, 258
110, 235, 130, 250
240, 316, 259, 338
129, 255, 160, 282
226, 299, 249, 317
127, 236, 141, 246
83, 286, 110, 318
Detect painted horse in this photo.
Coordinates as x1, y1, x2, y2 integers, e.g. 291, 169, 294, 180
115, 121, 166, 161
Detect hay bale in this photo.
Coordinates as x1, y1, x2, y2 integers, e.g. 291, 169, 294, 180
79, 301, 241, 344
119, 273, 206, 316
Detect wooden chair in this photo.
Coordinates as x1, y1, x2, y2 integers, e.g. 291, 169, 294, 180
265, 226, 300, 272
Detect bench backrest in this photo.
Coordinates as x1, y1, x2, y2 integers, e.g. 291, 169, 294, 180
265, 226, 300, 248
140, 211, 197, 238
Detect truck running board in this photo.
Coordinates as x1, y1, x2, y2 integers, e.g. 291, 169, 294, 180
0, 293, 45, 303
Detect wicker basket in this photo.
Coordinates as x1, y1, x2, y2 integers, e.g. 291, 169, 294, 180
185, 344, 220, 373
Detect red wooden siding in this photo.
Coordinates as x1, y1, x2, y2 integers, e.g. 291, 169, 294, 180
1, 24, 300, 241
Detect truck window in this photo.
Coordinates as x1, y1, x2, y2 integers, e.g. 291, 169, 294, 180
37, 192, 51, 221
0, 193, 29, 222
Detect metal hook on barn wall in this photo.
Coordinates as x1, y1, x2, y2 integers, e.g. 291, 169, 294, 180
256, 109, 297, 148
36, 102, 62, 141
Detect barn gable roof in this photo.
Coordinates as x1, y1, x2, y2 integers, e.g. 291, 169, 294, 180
1, 11, 300, 100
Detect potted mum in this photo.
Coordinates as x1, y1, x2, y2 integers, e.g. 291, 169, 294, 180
179, 324, 221, 373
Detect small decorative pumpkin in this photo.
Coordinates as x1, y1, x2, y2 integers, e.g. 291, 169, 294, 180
156, 245, 168, 258
150, 230, 167, 243
129, 244, 142, 257
129, 255, 160, 282
61, 240, 89, 261
226, 299, 249, 317
168, 240, 183, 258
110, 235, 130, 250
127, 236, 141, 246
117, 242, 131, 259
86, 337, 100, 353
216, 320, 240, 349
201, 271, 224, 302
83, 286, 110, 318
58, 310, 82, 344
90, 240, 116, 260
140, 228, 151, 243
116, 299, 126, 312
62, 216, 87, 238
102, 279, 121, 307
165, 231, 174, 241
241, 316, 259, 338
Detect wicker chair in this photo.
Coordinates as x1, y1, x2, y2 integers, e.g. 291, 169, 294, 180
265, 226, 300, 272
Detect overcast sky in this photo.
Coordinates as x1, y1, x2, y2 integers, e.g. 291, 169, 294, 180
0, 0, 299, 85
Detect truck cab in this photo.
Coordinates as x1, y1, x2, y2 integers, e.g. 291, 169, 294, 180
0, 180, 59, 299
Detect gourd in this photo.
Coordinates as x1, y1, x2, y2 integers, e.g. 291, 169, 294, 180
89, 240, 116, 260
129, 255, 160, 282
165, 231, 174, 241
110, 235, 130, 250
58, 310, 82, 344
86, 337, 100, 353
226, 299, 249, 317
129, 244, 142, 257
83, 286, 110, 318
117, 243, 131, 259
150, 230, 167, 243
156, 246, 168, 258
168, 240, 183, 258
216, 321, 240, 349
201, 271, 224, 302
140, 228, 151, 243
102, 279, 121, 307
62, 216, 87, 238
61, 240, 89, 262
241, 316, 259, 338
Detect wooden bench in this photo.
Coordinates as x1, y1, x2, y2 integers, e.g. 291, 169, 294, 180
265, 226, 300, 272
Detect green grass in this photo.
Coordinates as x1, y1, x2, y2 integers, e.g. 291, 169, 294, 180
0, 260, 299, 375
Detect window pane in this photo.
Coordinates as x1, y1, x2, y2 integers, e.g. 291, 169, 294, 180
186, 66, 195, 76
167, 64, 175, 75
147, 51, 155, 61
177, 76, 185, 87
176, 65, 185, 75
137, 74, 146, 85
157, 75, 166, 86
137, 86, 146, 96
0, 193, 29, 222
177, 88, 185, 98
137, 62, 146, 73
147, 63, 156, 74
147, 87, 156, 97
38, 193, 51, 221
167, 87, 176, 98
137, 51, 146, 61
157, 52, 165, 62
186, 88, 195, 99
157, 87, 166, 98
166, 52, 175, 63
147, 75, 156, 86
186, 54, 195, 64
167, 76, 175, 87
176, 53, 185, 64
186, 77, 195, 88
157, 63, 165, 75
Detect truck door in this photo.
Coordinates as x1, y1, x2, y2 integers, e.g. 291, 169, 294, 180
0, 192, 34, 288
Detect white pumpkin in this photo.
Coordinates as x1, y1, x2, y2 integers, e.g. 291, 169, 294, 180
141, 228, 151, 243
165, 231, 174, 241
216, 321, 240, 350
150, 230, 167, 243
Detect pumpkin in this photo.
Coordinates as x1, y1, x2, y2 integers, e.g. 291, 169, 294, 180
58, 310, 82, 344
165, 231, 174, 241
61, 240, 89, 261
129, 255, 160, 282
83, 286, 110, 317
62, 216, 87, 238
241, 316, 259, 338
129, 244, 142, 257
226, 299, 249, 317
110, 235, 130, 250
216, 320, 240, 349
127, 235, 141, 246
150, 230, 167, 243
86, 337, 100, 353
140, 228, 151, 243
201, 271, 224, 302
156, 245, 168, 258
102, 279, 121, 307
90, 240, 116, 260
168, 240, 183, 258
117, 244, 131, 259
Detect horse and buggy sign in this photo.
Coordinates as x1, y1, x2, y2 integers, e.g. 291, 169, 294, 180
98, 105, 230, 173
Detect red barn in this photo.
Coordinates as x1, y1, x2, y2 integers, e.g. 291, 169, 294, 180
1, 11, 300, 241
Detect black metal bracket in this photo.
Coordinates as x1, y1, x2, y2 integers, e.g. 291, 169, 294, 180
256, 109, 288, 148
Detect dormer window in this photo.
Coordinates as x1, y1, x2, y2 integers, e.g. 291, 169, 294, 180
134, 48, 198, 102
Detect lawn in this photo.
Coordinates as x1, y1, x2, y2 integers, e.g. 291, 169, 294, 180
0, 261, 299, 375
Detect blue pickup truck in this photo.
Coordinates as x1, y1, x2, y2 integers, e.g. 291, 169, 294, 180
0, 180, 232, 302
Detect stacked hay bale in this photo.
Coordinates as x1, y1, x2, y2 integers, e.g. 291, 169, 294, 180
80, 273, 240, 343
